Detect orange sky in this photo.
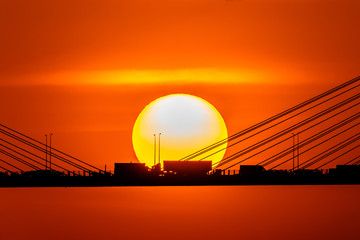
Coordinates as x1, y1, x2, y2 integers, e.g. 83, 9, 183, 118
0, 0, 359, 171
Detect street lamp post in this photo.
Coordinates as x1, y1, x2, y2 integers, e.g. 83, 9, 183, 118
158, 133, 161, 165
297, 133, 300, 170
45, 134, 48, 170
50, 133, 53, 171
292, 133, 295, 172
154, 134, 157, 166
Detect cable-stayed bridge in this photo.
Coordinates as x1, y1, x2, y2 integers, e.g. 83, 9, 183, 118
181, 75, 360, 171
0, 76, 359, 186
0, 124, 104, 175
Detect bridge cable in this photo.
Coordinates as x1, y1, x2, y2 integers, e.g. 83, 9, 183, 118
0, 149, 40, 170
180, 76, 360, 161
349, 156, 360, 165
0, 123, 103, 172
0, 157, 23, 172
270, 129, 360, 170
0, 129, 93, 172
0, 164, 11, 172
0, 143, 72, 172
300, 133, 360, 169
233, 107, 360, 169
215, 93, 360, 168
193, 84, 360, 162
260, 111, 360, 167
316, 143, 360, 169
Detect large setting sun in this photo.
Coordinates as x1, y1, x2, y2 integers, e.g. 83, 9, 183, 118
132, 94, 228, 167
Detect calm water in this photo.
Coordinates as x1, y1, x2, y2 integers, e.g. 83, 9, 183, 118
1, 185, 359, 240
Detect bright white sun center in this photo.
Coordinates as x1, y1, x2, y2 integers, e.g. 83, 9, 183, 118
132, 94, 228, 167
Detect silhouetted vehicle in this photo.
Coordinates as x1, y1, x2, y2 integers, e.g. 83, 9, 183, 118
163, 161, 212, 176
329, 165, 360, 177
239, 165, 265, 176
114, 163, 148, 177
294, 169, 323, 176
22, 170, 65, 177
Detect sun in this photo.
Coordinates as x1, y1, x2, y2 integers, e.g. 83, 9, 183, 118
132, 94, 228, 167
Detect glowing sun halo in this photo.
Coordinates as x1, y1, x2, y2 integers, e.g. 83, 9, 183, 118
132, 94, 228, 167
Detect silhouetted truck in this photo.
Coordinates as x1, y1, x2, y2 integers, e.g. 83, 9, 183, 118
114, 163, 148, 177
239, 165, 265, 176
163, 161, 212, 176
329, 165, 360, 177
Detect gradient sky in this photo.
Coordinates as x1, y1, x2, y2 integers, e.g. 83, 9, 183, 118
0, 0, 359, 170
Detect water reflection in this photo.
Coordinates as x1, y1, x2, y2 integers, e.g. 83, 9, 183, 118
0, 186, 359, 240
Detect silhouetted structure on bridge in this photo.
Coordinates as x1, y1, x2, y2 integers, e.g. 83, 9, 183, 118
114, 163, 147, 177
163, 161, 212, 176
0, 76, 360, 187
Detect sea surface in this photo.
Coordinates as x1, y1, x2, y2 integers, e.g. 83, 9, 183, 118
1, 185, 359, 240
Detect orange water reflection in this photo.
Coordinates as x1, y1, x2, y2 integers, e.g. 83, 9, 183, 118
1, 186, 360, 240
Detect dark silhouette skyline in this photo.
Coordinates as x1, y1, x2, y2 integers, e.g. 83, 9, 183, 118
0, 76, 359, 187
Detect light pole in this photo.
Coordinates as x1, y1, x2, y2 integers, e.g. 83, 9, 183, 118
292, 133, 295, 172
45, 134, 48, 170
154, 134, 157, 166
50, 133, 53, 171
297, 133, 300, 170
158, 133, 161, 165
